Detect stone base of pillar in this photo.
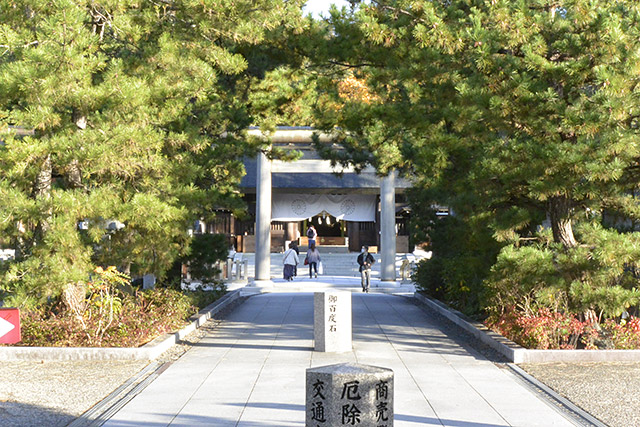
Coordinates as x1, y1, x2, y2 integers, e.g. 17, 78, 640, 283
373, 281, 416, 295
250, 279, 274, 288
376, 280, 400, 286
239, 279, 274, 296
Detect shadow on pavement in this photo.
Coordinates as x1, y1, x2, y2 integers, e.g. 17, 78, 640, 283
209, 292, 504, 362
0, 401, 75, 427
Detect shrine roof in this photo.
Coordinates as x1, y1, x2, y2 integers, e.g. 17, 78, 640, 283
240, 158, 412, 193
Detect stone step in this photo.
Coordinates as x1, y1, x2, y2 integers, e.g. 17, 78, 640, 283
237, 278, 416, 296
225, 253, 419, 295
298, 245, 350, 254
222, 253, 424, 290
231, 254, 415, 283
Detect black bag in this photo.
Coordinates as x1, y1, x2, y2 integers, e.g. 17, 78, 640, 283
307, 228, 314, 238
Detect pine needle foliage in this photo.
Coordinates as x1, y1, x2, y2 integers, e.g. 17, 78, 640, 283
311, 1, 640, 320
0, 0, 306, 308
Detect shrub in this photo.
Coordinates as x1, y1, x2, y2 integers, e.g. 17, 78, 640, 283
14, 266, 225, 347
487, 306, 585, 350
486, 224, 640, 320
183, 234, 229, 283
487, 308, 640, 350
414, 215, 501, 317
485, 243, 569, 317
582, 316, 640, 350
183, 288, 226, 309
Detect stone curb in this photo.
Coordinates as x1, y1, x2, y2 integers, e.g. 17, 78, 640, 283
413, 292, 640, 363
504, 364, 608, 427
67, 361, 169, 427
0, 289, 242, 361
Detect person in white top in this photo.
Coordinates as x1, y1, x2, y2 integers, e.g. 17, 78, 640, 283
306, 225, 318, 246
282, 242, 299, 281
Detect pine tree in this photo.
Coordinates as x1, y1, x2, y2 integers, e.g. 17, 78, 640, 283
0, 0, 305, 307
310, 1, 640, 318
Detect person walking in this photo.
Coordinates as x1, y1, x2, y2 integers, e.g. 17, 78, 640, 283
357, 246, 375, 292
290, 240, 300, 277
306, 225, 318, 247
282, 242, 299, 281
306, 242, 321, 278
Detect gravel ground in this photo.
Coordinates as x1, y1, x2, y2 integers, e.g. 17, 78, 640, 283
1, 297, 639, 427
412, 298, 640, 427
520, 362, 640, 427
0, 318, 223, 427
0, 360, 148, 427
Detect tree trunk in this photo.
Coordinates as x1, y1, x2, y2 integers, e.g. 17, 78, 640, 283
33, 154, 52, 200
121, 262, 131, 276
67, 112, 85, 189
15, 221, 27, 261
33, 154, 53, 242
547, 195, 577, 248
67, 159, 83, 189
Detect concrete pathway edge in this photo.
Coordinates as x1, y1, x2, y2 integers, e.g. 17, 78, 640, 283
414, 292, 640, 363
67, 361, 165, 427
0, 290, 243, 361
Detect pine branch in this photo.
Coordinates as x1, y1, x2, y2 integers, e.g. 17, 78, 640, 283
328, 60, 377, 68
496, 48, 525, 58
547, 51, 574, 62
0, 41, 39, 49
370, 1, 427, 24
0, 40, 39, 55
89, 6, 116, 41
528, 4, 560, 14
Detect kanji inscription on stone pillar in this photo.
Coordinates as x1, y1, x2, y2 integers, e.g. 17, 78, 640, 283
306, 363, 394, 427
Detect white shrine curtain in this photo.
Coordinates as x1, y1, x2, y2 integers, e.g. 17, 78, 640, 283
271, 194, 376, 222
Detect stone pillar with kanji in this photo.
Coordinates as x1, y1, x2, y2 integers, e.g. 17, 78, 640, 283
306, 363, 394, 427
314, 291, 351, 353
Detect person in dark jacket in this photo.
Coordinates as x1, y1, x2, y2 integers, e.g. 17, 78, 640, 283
357, 246, 375, 292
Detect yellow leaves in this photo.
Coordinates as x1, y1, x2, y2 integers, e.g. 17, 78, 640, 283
92, 265, 129, 287
337, 75, 379, 104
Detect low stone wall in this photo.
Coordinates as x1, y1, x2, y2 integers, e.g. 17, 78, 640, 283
317, 236, 347, 246
0, 290, 243, 361
413, 292, 640, 363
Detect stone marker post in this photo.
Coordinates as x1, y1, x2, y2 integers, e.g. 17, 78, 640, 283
142, 274, 156, 290
306, 363, 394, 427
314, 291, 351, 352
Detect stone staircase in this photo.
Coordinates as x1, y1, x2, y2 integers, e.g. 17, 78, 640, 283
237, 252, 389, 278
227, 251, 418, 295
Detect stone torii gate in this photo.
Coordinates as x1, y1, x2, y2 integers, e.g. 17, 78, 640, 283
251, 130, 398, 285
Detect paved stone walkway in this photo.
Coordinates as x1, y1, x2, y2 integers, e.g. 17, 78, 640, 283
103, 291, 578, 426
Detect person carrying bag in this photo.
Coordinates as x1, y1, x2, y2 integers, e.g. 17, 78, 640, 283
306, 243, 321, 278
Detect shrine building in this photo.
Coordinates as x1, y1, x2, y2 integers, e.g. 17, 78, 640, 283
236, 127, 412, 282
